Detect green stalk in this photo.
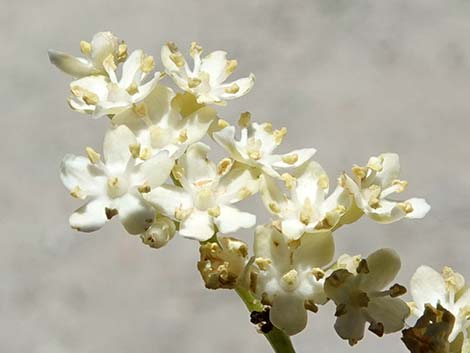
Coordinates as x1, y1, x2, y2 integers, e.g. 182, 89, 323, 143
235, 287, 297, 353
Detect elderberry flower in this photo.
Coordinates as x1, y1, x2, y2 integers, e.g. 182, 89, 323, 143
324, 248, 410, 345
161, 42, 255, 105
60, 125, 174, 234
143, 143, 259, 241
259, 161, 351, 240
213, 114, 316, 178
251, 224, 334, 335
49, 31, 127, 78
340, 153, 430, 223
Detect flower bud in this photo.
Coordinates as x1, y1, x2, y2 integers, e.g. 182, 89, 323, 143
140, 216, 176, 249
197, 237, 249, 290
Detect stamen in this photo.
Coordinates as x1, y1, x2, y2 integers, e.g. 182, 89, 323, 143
190, 42, 203, 57
273, 127, 287, 145
208, 206, 221, 217
281, 154, 299, 165
141, 55, 155, 73
85, 147, 101, 164
79, 40, 91, 55
224, 83, 240, 94
238, 112, 251, 127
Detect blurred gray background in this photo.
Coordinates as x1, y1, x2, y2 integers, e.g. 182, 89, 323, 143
2, 0, 470, 352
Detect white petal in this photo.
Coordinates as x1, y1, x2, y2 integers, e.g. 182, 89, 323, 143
70, 75, 109, 102
217, 165, 259, 204
103, 126, 136, 175
117, 193, 154, 235
218, 74, 256, 100
254, 225, 290, 274
410, 265, 447, 311
179, 210, 214, 241
200, 50, 229, 84
90, 31, 119, 71
143, 185, 192, 218
133, 150, 174, 188
294, 231, 335, 269
120, 50, 144, 88
291, 161, 326, 206
270, 293, 307, 336
60, 154, 105, 196
405, 198, 431, 219
213, 126, 247, 163
215, 205, 256, 234
48, 50, 96, 77
69, 199, 109, 232
281, 219, 306, 240
271, 148, 317, 169
360, 248, 401, 292
259, 174, 288, 216
178, 142, 217, 185
375, 153, 400, 188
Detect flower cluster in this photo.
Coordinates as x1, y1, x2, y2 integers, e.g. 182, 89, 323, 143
50, 32, 444, 350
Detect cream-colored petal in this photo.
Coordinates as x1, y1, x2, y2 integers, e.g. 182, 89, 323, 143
270, 293, 308, 336
215, 205, 256, 234
375, 153, 400, 188
294, 231, 335, 269
103, 126, 137, 175
259, 174, 288, 216
117, 193, 154, 235
367, 297, 410, 333
143, 185, 193, 218
334, 309, 366, 343
272, 148, 317, 170
179, 209, 214, 241
254, 225, 290, 274
60, 154, 105, 196
48, 50, 97, 77
217, 165, 259, 204
69, 199, 109, 232
132, 150, 174, 188
178, 143, 217, 185
360, 248, 401, 292
405, 198, 431, 219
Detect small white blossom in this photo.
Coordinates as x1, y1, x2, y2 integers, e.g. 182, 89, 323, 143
252, 224, 334, 335
60, 125, 174, 234
161, 42, 255, 105
49, 31, 127, 78
140, 215, 176, 249
410, 265, 470, 345
324, 248, 410, 345
143, 143, 259, 241
112, 86, 216, 159
341, 153, 430, 223
213, 117, 316, 178
68, 50, 160, 118
259, 161, 351, 240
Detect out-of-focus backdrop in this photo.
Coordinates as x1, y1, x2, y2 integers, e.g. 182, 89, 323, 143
2, 0, 470, 352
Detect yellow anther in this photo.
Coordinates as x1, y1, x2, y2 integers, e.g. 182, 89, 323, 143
132, 102, 148, 117
225, 59, 238, 74
170, 53, 185, 68
82, 91, 99, 105
126, 82, 139, 95
107, 177, 119, 193
187, 77, 202, 88
269, 202, 281, 213
367, 156, 384, 172
281, 269, 299, 288
217, 158, 233, 175
166, 41, 178, 53
141, 55, 155, 73
172, 165, 184, 181
224, 83, 240, 94
300, 198, 313, 225
281, 173, 296, 189
138, 184, 151, 193
85, 147, 101, 164
338, 174, 347, 188
178, 129, 188, 143
105, 207, 119, 220
398, 201, 414, 214
352, 165, 367, 180
190, 42, 203, 57
392, 179, 408, 193
217, 119, 230, 129
282, 154, 298, 165
103, 54, 117, 71
318, 174, 329, 190
336, 205, 346, 213
273, 127, 287, 145
238, 187, 252, 199
442, 266, 465, 293
238, 112, 251, 127
79, 40, 91, 55
139, 147, 152, 160
128, 143, 141, 159
208, 206, 221, 217
116, 43, 128, 62
249, 151, 261, 160
263, 122, 273, 133
175, 206, 191, 221
70, 186, 84, 199
389, 283, 407, 298
255, 257, 272, 271
311, 268, 325, 281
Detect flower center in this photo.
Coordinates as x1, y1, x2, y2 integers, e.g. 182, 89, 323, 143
107, 176, 128, 198
194, 186, 216, 210
280, 269, 299, 292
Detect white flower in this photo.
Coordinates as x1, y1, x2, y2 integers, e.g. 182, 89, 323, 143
252, 224, 334, 335
140, 215, 176, 249
49, 31, 127, 78
341, 153, 430, 223
143, 143, 259, 241
410, 265, 470, 344
213, 116, 316, 178
324, 248, 410, 345
68, 50, 160, 118
161, 42, 255, 105
259, 161, 351, 240
112, 86, 216, 159
60, 125, 174, 234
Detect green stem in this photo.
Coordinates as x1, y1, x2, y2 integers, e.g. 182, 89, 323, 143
235, 288, 297, 353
